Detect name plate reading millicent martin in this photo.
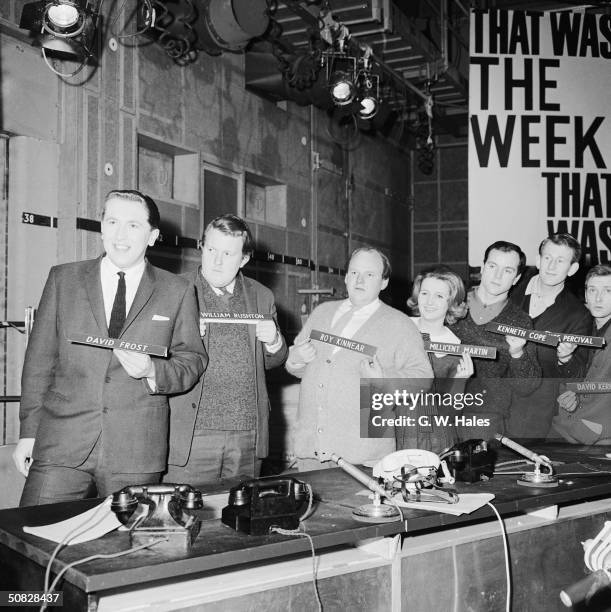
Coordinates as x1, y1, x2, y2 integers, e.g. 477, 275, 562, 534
423, 340, 497, 360
310, 329, 377, 358
484, 322, 559, 346
68, 333, 168, 357
200, 312, 273, 324
565, 381, 611, 394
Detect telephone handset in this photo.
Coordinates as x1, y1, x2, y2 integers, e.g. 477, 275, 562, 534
440, 439, 496, 483
222, 476, 310, 535
111, 483, 203, 550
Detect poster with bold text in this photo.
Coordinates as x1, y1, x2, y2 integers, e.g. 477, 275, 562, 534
469, 9, 611, 266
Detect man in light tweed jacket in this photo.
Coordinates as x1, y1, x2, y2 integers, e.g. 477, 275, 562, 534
286, 247, 433, 469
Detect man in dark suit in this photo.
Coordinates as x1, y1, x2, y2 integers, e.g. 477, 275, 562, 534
165, 214, 287, 485
507, 233, 591, 439
13, 190, 207, 506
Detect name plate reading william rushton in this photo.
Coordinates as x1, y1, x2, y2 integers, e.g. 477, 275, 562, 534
565, 381, 611, 394
424, 340, 497, 360
310, 329, 377, 358
68, 333, 168, 357
484, 322, 559, 346
200, 312, 272, 325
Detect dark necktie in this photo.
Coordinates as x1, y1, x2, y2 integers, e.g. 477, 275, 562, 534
217, 286, 232, 306
108, 271, 126, 338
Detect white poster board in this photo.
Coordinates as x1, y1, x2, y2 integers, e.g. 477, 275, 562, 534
469, 9, 611, 266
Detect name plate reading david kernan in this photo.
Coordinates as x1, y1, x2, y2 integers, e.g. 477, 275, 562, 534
565, 381, 611, 394
68, 333, 168, 357
200, 312, 273, 324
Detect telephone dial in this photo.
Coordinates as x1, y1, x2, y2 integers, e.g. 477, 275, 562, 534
222, 476, 310, 535
111, 484, 203, 551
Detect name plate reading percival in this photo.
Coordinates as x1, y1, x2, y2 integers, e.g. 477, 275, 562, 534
310, 329, 377, 358
424, 340, 497, 360
546, 332, 606, 348
566, 381, 611, 394
200, 312, 273, 325
484, 322, 559, 346
68, 333, 168, 357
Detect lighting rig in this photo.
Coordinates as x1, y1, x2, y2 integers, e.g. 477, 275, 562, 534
19, 0, 102, 75
19, 0, 270, 75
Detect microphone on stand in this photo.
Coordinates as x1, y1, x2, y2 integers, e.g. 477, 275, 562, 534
329, 454, 401, 523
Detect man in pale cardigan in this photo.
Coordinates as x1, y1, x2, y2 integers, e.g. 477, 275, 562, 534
286, 247, 433, 470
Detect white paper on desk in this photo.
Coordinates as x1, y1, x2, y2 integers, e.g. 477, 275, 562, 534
23, 497, 122, 545
389, 492, 495, 516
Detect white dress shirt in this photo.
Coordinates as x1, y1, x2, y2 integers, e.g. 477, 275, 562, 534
329, 298, 381, 354
101, 257, 156, 389
100, 256, 146, 326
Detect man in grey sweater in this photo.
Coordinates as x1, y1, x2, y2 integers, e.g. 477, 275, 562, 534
166, 215, 287, 484
286, 247, 433, 469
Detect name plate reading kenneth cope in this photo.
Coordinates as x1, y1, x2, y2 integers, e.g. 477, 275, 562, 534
200, 312, 272, 324
565, 381, 611, 394
546, 332, 606, 348
484, 322, 559, 346
310, 329, 377, 358
68, 333, 168, 357
424, 340, 497, 360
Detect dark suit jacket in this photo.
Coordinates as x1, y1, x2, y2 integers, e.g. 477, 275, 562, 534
168, 270, 288, 465
506, 271, 591, 437
19, 257, 207, 473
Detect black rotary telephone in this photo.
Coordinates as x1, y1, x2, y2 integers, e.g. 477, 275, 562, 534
222, 476, 310, 535
111, 483, 203, 551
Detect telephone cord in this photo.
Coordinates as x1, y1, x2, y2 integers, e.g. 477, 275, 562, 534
40, 539, 168, 612
44, 497, 114, 594
269, 484, 322, 611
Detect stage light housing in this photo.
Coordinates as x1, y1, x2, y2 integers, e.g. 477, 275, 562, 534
329, 70, 357, 106
20, 0, 100, 64
357, 74, 380, 120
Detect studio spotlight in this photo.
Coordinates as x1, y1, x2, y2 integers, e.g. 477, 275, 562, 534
357, 74, 379, 119
325, 53, 357, 107
20, 0, 100, 64
329, 70, 356, 106
46, 1, 81, 30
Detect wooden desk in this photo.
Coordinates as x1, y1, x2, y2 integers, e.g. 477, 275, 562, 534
1, 444, 611, 611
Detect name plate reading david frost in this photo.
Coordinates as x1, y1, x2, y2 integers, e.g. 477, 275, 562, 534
484, 322, 559, 346
68, 333, 168, 357
200, 312, 273, 325
310, 329, 377, 358
424, 340, 497, 360
566, 381, 611, 394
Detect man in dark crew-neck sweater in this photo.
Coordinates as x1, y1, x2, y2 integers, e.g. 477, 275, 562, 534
452, 241, 541, 439
506, 233, 591, 440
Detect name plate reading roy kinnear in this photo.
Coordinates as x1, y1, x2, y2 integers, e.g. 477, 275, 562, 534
68, 333, 168, 357
310, 329, 377, 358
424, 340, 497, 360
484, 322, 559, 346
200, 312, 273, 325
565, 381, 611, 394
